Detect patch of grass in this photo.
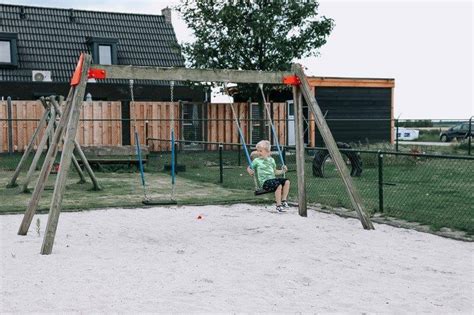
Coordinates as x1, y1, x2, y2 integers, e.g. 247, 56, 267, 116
149, 150, 473, 235
417, 129, 442, 142
0, 153, 268, 214
1, 150, 472, 236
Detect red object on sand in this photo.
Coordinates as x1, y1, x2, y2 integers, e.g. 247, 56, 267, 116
197, 215, 203, 220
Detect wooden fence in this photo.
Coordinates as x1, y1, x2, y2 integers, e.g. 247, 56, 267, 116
130, 101, 180, 151
206, 102, 286, 150
78, 101, 122, 146
1, 100, 289, 152
0, 100, 122, 152
0, 100, 45, 152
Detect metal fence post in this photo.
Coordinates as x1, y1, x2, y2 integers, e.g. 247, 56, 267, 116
174, 142, 178, 174
237, 143, 241, 166
7, 97, 13, 154
468, 116, 472, 156
378, 151, 384, 213
395, 119, 399, 152
219, 144, 223, 183
145, 120, 149, 146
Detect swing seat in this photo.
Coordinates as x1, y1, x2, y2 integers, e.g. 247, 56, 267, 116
254, 188, 272, 196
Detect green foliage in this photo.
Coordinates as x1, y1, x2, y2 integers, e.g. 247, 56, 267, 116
177, 0, 334, 71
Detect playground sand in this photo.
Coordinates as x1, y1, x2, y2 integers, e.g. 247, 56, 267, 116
1, 204, 472, 313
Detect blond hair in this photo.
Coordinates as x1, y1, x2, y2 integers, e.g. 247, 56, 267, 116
256, 140, 271, 152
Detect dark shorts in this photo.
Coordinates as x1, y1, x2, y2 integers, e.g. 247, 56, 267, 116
262, 178, 289, 193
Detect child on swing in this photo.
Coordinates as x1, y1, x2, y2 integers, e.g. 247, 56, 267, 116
247, 140, 290, 212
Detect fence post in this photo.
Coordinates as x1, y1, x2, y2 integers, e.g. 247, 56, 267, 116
145, 120, 149, 146
219, 144, 223, 183
468, 116, 472, 156
237, 143, 241, 166
7, 97, 13, 154
174, 142, 178, 174
378, 151, 384, 213
395, 119, 399, 152
282, 145, 286, 165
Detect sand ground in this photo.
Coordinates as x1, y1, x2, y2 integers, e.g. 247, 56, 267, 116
1, 204, 472, 313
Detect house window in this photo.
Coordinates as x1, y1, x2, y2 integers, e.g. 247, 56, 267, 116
98, 45, 112, 65
0, 41, 11, 62
0, 33, 18, 67
87, 37, 118, 65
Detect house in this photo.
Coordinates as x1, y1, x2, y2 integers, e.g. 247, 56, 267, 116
0, 3, 205, 102
0, 3, 206, 146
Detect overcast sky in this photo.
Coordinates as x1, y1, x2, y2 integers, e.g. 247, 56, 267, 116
1, 0, 472, 119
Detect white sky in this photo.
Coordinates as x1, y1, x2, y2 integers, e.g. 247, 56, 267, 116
1, 0, 473, 119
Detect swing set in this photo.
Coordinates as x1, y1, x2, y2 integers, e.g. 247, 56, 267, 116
129, 79, 177, 205
17, 53, 374, 255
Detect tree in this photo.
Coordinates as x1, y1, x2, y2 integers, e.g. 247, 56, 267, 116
177, 0, 334, 73
177, 0, 334, 140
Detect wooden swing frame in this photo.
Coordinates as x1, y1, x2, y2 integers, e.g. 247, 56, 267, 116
18, 53, 374, 255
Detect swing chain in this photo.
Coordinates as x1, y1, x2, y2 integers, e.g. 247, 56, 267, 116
170, 80, 175, 103
129, 79, 134, 103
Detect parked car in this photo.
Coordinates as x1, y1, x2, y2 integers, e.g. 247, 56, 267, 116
439, 123, 473, 142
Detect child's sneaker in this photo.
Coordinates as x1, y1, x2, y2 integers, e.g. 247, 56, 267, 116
282, 200, 289, 208
276, 205, 286, 213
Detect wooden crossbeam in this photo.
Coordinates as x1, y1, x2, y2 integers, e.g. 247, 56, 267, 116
292, 64, 374, 230
92, 64, 292, 84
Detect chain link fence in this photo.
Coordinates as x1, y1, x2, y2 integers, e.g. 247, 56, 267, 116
1, 115, 472, 235
143, 139, 473, 235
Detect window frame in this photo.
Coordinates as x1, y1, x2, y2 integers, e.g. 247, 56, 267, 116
86, 37, 118, 65
0, 33, 18, 68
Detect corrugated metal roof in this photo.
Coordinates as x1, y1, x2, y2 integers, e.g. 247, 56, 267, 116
0, 4, 185, 84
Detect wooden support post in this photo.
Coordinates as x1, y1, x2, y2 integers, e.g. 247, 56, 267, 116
292, 64, 374, 230
21, 105, 57, 193
293, 85, 307, 217
18, 89, 74, 236
6, 100, 50, 188
71, 151, 87, 183
72, 141, 102, 190
41, 54, 92, 255
50, 97, 102, 191
44, 97, 87, 184
7, 97, 13, 154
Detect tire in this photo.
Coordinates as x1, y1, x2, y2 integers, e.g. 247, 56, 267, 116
312, 142, 363, 178
440, 134, 449, 142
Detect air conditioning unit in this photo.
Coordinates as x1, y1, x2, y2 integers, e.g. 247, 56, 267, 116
32, 70, 52, 82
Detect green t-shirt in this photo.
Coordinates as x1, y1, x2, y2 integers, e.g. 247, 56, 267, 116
251, 157, 276, 187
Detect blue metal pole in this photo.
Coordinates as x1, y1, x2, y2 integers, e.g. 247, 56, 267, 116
134, 131, 146, 196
